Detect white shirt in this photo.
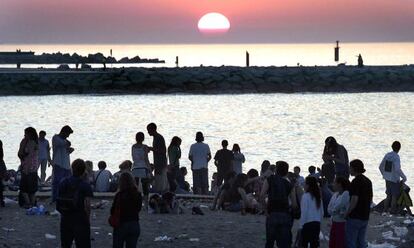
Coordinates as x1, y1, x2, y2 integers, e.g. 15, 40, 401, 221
299, 192, 324, 228
132, 145, 150, 178
379, 151, 406, 183
52, 135, 71, 170
327, 191, 350, 222
189, 142, 211, 170
38, 139, 50, 161
94, 169, 112, 192
232, 152, 245, 174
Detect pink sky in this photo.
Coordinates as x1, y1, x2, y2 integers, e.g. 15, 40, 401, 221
1, 0, 414, 43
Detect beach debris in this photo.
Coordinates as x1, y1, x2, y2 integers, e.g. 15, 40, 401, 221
49, 210, 60, 216
91, 226, 101, 230
189, 238, 200, 242
108, 233, 112, 236
45, 233, 56, 239
199, 204, 209, 208
403, 219, 414, 225
381, 231, 400, 241
2, 228, 15, 232
154, 236, 173, 242
393, 226, 408, 237
368, 242, 396, 248
94, 232, 100, 235
157, 220, 162, 224
92, 200, 109, 209
177, 233, 188, 239
3, 197, 17, 204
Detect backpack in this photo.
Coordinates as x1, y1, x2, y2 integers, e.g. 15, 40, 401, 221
56, 179, 82, 215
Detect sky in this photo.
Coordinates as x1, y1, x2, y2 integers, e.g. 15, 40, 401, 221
1, 0, 414, 44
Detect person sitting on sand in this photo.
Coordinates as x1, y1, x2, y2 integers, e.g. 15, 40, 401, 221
328, 177, 350, 248
232, 144, 245, 175
222, 173, 258, 214
57, 159, 93, 248
260, 161, 298, 248
345, 159, 372, 248
379, 141, 407, 213
148, 192, 182, 214
211, 172, 219, 195
211, 171, 237, 211
245, 169, 262, 196
189, 132, 211, 195
93, 161, 112, 192
111, 160, 132, 192
18, 127, 40, 208
176, 167, 190, 193
110, 172, 142, 248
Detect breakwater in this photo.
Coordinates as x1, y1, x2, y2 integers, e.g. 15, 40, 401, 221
0, 66, 413, 95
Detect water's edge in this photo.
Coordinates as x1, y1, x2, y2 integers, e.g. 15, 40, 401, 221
0, 66, 413, 95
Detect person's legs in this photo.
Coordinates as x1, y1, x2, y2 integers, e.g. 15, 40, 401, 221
201, 168, 209, 195
0, 180, 4, 207
192, 169, 200, 194
308, 222, 320, 248
265, 214, 277, 248
52, 166, 64, 202
346, 219, 360, 248
274, 214, 292, 248
125, 221, 140, 248
112, 226, 123, 248
60, 217, 74, 248
356, 220, 368, 248
40, 159, 47, 183
73, 218, 91, 248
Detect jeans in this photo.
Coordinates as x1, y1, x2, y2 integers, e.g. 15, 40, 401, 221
346, 218, 368, 248
302, 221, 320, 248
113, 221, 140, 248
265, 212, 292, 248
60, 214, 91, 248
52, 166, 71, 202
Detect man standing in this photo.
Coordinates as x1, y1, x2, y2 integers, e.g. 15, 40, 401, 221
52, 125, 74, 203
38, 130, 52, 183
189, 132, 211, 195
214, 140, 234, 186
147, 123, 168, 193
57, 159, 93, 248
379, 141, 406, 213
261, 161, 297, 248
345, 159, 373, 248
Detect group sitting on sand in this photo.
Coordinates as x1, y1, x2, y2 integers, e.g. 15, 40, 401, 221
0, 123, 411, 248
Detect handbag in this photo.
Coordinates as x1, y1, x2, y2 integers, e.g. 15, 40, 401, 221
108, 194, 121, 228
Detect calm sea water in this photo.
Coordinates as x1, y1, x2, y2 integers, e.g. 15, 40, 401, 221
0, 43, 414, 67
0, 93, 413, 202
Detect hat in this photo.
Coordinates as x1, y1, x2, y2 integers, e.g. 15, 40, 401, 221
350, 159, 366, 173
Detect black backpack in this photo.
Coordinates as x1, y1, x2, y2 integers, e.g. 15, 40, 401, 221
56, 179, 82, 215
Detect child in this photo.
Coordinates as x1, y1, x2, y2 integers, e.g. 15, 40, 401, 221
328, 177, 350, 248
211, 172, 219, 195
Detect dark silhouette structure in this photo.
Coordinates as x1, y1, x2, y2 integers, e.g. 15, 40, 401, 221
334, 41, 340, 62
246, 51, 250, 67
358, 54, 364, 67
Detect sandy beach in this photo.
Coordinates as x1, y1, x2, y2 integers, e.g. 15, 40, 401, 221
1, 197, 413, 248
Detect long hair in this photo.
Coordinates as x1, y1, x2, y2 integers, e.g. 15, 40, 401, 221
168, 136, 182, 150
323, 136, 338, 156
305, 176, 321, 209
118, 172, 137, 192
232, 144, 240, 153
25, 127, 39, 144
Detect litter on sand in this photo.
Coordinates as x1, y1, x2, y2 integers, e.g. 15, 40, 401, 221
154, 236, 173, 242
368, 242, 396, 248
189, 238, 200, 242
45, 234, 56, 239
2, 228, 15, 232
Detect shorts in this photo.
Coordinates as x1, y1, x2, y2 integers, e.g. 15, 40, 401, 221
386, 180, 400, 197
20, 172, 38, 194
192, 168, 208, 189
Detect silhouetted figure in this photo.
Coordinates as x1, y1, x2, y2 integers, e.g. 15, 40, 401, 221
147, 123, 169, 193
232, 144, 245, 174
357, 54, 364, 67
0, 140, 6, 207
38, 130, 52, 183
214, 140, 234, 186
131, 132, 151, 209
321, 137, 349, 183
189, 132, 211, 194
335, 41, 340, 62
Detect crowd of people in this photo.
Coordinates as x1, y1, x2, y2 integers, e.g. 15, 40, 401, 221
0, 123, 411, 248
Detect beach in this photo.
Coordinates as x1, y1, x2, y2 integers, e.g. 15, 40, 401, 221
1, 198, 413, 248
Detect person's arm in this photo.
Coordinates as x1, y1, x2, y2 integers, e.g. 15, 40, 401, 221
289, 186, 298, 210
241, 154, 245, 163
379, 157, 385, 174
260, 179, 269, 214
395, 156, 407, 182
47, 141, 52, 164
144, 146, 151, 167
346, 195, 358, 218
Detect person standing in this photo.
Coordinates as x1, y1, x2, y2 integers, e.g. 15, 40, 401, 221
0, 140, 6, 207
260, 161, 297, 248
18, 127, 40, 208
379, 141, 407, 213
38, 130, 52, 183
168, 136, 182, 180
111, 172, 142, 248
52, 125, 74, 203
131, 132, 151, 209
214, 140, 234, 186
321, 137, 349, 184
189, 132, 211, 195
328, 177, 350, 248
345, 159, 373, 248
57, 159, 93, 248
147, 123, 169, 193
293, 166, 305, 187
232, 144, 245, 175
300, 176, 324, 248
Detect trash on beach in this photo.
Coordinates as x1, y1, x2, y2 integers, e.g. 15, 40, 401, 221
3, 198, 17, 204
381, 231, 400, 241
91, 226, 101, 230
92, 200, 110, 209
368, 242, 396, 248
199, 204, 209, 208
2, 228, 15, 232
393, 226, 408, 237
177, 234, 188, 239
49, 210, 60, 216
157, 220, 162, 224
154, 235, 173, 242
94, 232, 99, 235
189, 238, 200, 242
108, 233, 112, 236
45, 233, 56, 239
370, 224, 385, 228
403, 219, 414, 225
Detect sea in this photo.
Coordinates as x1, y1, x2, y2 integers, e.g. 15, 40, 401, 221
0, 43, 414, 202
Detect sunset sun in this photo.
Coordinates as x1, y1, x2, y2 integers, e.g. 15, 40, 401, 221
197, 12, 230, 34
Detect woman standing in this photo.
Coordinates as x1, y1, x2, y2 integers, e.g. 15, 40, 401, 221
167, 136, 182, 180
328, 177, 350, 248
111, 172, 142, 248
300, 176, 324, 248
232, 144, 245, 175
131, 132, 151, 209
18, 127, 39, 208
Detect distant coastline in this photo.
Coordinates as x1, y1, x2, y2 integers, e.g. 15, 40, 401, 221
0, 65, 413, 95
